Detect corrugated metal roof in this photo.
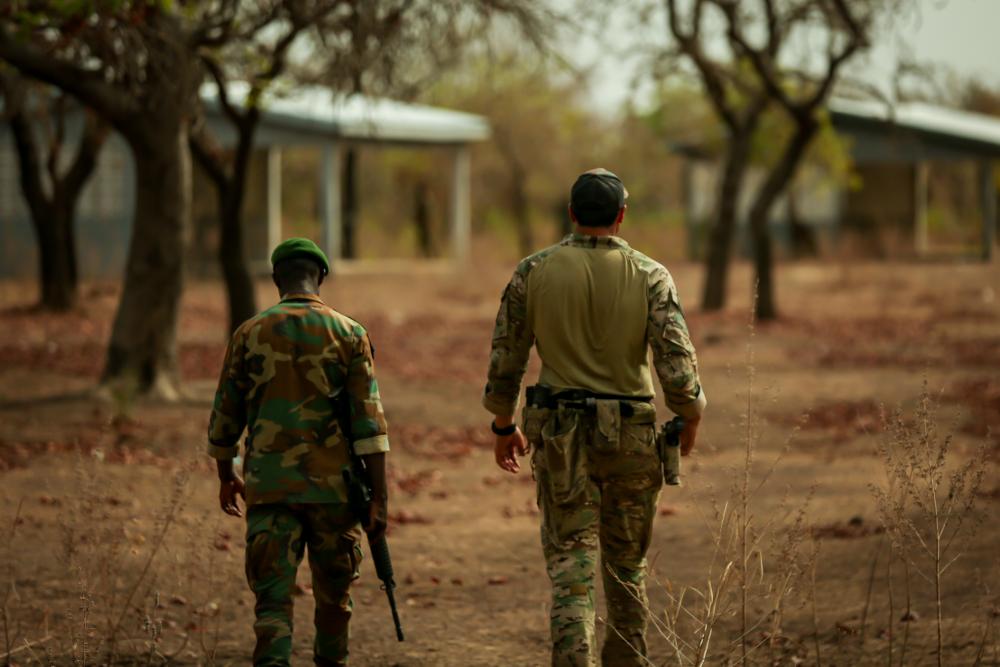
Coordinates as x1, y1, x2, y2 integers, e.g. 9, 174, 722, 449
201, 82, 490, 144
829, 98, 1000, 150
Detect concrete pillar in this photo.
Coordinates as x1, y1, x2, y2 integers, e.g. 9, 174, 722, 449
319, 143, 343, 262
914, 161, 929, 256
266, 147, 283, 252
450, 145, 471, 262
981, 160, 996, 262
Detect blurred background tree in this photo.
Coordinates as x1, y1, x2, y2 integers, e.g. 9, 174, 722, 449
0, 71, 107, 311
654, 0, 910, 320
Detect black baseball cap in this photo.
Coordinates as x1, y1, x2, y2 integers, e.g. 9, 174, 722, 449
569, 168, 629, 226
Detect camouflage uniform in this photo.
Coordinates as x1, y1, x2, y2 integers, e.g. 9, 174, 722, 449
484, 234, 705, 666
208, 292, 389, 666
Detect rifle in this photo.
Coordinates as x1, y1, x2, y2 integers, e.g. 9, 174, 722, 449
338, 395, 405, 642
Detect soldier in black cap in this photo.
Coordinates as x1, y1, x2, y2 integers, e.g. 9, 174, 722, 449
483, 168, 707, 666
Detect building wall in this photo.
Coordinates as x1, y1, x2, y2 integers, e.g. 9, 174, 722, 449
841, 163, 916, 256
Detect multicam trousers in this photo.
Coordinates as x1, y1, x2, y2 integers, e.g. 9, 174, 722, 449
245, 503, 364, 666
525, 399, 663, 667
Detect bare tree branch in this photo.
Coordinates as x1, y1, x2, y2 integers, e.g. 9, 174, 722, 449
0, 26, 137, 125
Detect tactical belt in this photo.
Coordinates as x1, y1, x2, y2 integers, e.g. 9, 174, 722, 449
526, 385, 652, 419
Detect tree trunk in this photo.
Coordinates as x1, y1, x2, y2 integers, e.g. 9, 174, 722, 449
5, 88, 100, 312
747, 121, 817, 321
342, 147, 359, 259
218, 124, 258, 333
189, 113, 259, 333
512, 170, 532, 256
218, 191, 257, 333
102, 121, 189, 399
34, 204, 78, 310
701, 129, 753, 311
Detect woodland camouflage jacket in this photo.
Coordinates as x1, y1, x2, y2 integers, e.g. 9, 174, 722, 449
207, 293, 389, 506
483, 233, 706, 419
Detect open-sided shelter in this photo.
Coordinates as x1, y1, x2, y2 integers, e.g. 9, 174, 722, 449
0, 86, 489, 278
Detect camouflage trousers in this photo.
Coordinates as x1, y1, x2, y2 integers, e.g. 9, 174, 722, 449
245, 503, 364, 666
525, 400, 662, 667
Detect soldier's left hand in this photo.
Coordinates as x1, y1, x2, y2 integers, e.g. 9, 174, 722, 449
494, 428, 528, 474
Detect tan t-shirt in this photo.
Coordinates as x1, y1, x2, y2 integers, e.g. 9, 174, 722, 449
483, 234, 706, 418
528, 241, 655, 397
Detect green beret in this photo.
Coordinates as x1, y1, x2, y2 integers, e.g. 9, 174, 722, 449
270, 237, 330, 275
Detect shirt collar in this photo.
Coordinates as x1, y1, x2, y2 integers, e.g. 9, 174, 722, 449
560, 233, 631, 250
280, 292, 325, 305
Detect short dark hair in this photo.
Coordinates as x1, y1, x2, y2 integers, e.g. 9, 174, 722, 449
569, 169, 627, 227
273, 256, 323, 288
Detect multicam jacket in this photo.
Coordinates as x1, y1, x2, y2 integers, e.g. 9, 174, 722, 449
207, 293, 389, 506
483, 233, 706, 419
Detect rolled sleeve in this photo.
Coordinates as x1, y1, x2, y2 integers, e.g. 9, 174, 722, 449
482, 390, 519, 417
353, 434, 390, 456
668, 386, 707, 420
206, 441, 239, 460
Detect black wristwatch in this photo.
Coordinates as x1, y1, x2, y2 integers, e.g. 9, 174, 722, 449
491, 420, 517, 436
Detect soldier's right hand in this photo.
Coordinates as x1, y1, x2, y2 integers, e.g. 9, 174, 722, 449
680, 417, 700, 456
219, 476, 246, 517
494, 427, 529, 474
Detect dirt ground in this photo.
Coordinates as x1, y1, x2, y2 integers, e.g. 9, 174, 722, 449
0, 246, 998, 666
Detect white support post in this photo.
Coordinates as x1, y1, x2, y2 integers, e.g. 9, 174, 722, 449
266, 147, 283, 252
914, 161, 929, 256
320, 143, 343, 263
450, 145, 471, 262
981, 160, 996, 262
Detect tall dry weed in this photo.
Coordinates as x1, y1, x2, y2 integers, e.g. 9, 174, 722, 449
1, 446, 193, 666
637, 291, 815, 666
872, 383, 989, 667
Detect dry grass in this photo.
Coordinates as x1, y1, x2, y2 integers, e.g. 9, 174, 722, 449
0, 259, 997, 665
639, 314, 993, 666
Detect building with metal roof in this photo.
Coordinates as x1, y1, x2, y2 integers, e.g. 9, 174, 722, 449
677, 99, 998, 260
0, 86, 490, 279
828, 99, 998, 258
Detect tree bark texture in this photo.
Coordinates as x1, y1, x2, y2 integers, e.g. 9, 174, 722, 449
189, 106, 259, 334
746, 121, 817, 321
701, 130, 753, 312
102, 121, 190, 399
217, 139, 258, 333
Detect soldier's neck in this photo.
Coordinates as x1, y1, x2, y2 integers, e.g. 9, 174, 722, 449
575, 224, 620, 238
280, 282, 320, 298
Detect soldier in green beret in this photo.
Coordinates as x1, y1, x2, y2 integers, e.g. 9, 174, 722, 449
207, 237, 390, 666
483, 169, 707, 666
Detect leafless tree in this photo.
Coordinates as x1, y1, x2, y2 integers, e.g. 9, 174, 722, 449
0, 71, 107, 311
662, 0, 899, 320
0, 2, 247, 397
